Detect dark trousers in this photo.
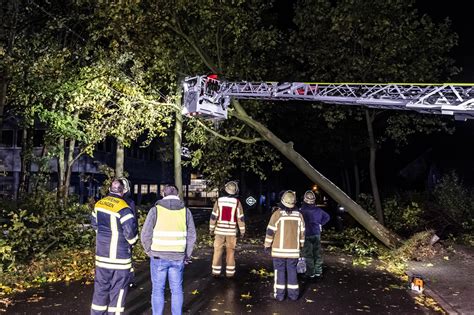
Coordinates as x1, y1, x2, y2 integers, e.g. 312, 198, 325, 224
303, 235, 322, 276
273, 258, 299, 301
91, 267, 131, 315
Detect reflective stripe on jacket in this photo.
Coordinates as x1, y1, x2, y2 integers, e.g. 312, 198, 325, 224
92, 195, 138, 269
151, 205, 187, 252
264, 209, 305, 258
210, 196, 245, 236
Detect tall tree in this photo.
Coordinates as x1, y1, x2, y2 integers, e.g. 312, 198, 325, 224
6, 1, 174, 202
290, 0, 458, 223
124, 0, 401, 246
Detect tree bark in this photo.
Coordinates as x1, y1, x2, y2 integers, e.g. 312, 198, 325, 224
18, 128, 33, 199
232, 100, 401, 248
365, 110, 384, 225
63, 139, 76, 204
115, 138, 124, 178
57, 137, 66, 208
173, 111, 183, 198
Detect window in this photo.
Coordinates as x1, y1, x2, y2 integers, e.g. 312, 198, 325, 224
105, 138, 113, 152
16, 130, 23, 147
149, 184, 158, 193
0, 130, 14, 147
96, 141, 106, 152
33, 130, 45, 147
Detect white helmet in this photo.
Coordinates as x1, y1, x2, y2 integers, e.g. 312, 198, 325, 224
224, 181, 239, 195
281, 190, 296, 208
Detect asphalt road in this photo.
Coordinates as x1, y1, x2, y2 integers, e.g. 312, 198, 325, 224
5, 244, 440, 314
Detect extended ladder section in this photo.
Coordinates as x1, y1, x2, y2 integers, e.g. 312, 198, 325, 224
182, 75, 474, 120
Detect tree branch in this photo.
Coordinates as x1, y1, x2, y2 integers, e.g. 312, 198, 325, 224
167, 19, 218, 73
195, 119, 262, 144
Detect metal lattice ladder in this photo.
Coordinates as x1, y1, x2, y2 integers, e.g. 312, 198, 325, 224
182, 75, 474, 121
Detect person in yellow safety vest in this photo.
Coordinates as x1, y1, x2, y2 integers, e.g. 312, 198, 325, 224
264, 190, 305, 301
210, 181, 245, 278
90, 179, 138, 315
141, 185, 196, 315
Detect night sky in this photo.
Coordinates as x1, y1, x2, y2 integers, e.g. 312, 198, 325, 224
275, 0, 474, 82
416, 0, 474, 81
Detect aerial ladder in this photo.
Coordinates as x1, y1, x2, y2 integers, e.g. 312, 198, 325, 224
182, 75, 474, 121
181, 75, 474, 247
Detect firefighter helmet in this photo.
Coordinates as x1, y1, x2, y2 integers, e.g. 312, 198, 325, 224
224, 181, 239, 195
281, 190, 296, 208
304, 190, 316, 204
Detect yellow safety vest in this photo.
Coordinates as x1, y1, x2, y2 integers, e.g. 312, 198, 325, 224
151, 205, 187, 252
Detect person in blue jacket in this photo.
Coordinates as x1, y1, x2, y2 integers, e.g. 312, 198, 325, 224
299, 190, 330, 279
118, 177, 138, 288
90, 179, 138, 314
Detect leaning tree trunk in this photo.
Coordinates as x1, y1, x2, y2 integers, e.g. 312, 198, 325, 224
365, 110, 384, 225
115, 138, 124, 178
173, 111, 184, 198
232, 100, 401, 248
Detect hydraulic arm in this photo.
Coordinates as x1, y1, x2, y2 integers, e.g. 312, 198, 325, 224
182, 75, 474, 121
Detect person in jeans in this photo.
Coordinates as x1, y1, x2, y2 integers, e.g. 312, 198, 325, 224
299, 190, 330, 278
141, 185, 196, 315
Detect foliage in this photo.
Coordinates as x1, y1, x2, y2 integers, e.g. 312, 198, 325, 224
0, 199, 149, 299
432, 171, 474, 231
195, 224, 214, 249
379, 230, 437, 275
131, 206, 150, 263
5, 0, 174, 201
0, 192, 94, 271
383, 197, 424, 235
325, 227, 383, 260
0, 247, 94, 300
185, 117, 282, 188
289, 0, 458, 223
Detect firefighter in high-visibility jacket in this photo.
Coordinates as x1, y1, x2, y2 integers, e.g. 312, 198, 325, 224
264, 190, 305, 301
90, 179, 138, 315
210, 181, 245, 278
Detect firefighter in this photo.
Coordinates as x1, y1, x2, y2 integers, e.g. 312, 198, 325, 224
90, 179, 138, 315
264, 190, 305, 301
118, 177, 138, 288
118, 177, 137, 223
210, 181, 245, 278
